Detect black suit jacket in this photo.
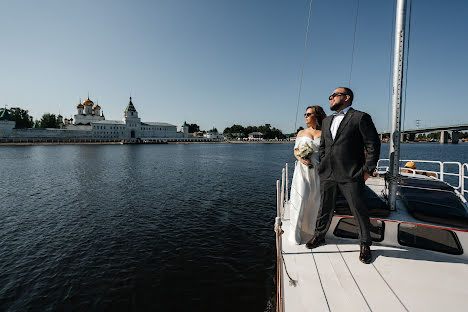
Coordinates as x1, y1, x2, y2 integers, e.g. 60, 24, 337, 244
318, 107, 381, 183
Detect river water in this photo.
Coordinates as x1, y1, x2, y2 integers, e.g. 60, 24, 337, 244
1, 142, 467, 311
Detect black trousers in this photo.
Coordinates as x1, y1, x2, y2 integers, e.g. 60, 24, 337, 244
314, 180, 372, 246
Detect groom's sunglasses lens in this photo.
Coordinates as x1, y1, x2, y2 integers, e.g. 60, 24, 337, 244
329, 92, 347, 100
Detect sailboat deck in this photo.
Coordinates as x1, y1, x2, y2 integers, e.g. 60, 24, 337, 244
280, 216, 468, 311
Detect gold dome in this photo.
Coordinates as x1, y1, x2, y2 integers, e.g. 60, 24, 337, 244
82, 97, 94, 106
94, 104, 101, 110
76, 103, 84, 108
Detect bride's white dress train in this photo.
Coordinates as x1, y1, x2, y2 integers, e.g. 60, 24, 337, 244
289, 136, 321, 245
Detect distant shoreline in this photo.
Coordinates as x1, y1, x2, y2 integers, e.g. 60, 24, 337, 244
0, 140, 293, 146
0, 142, 122, 146
1, 140, 465, 146
227, 140, 292, 144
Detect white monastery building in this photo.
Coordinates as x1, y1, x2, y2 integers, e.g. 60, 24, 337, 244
86, 97, 181, 139
0, 96, 189, 140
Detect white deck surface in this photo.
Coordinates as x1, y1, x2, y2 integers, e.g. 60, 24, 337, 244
280, 214, 468, 312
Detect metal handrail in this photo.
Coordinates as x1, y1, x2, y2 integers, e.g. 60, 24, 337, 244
285, 163, 289, 202
276, 164, 287, 312
280, 169, 285, 214
275, 162, 293, 312
377, 158, 467, 195
463, 163, 468, 199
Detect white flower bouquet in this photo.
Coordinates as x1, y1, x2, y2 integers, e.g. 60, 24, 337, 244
295, 142, 315, 168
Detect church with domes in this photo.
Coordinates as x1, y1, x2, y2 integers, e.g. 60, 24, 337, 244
0, 95, 190, 141
70, 96, 186, 140
72, 97, 105, 125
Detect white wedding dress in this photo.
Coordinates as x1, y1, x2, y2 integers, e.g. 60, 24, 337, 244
289, 136, 321, 244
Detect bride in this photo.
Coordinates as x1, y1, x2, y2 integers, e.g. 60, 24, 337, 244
289, 105, 327, 244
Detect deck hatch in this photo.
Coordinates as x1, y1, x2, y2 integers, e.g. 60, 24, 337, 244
333, 218, 385, 242
398, 223, 463, 255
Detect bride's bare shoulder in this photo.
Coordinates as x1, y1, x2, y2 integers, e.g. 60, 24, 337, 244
296, 129, 306, 138
297, 129, 314, 139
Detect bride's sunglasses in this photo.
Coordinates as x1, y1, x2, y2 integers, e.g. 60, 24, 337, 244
304, 113, 316, 117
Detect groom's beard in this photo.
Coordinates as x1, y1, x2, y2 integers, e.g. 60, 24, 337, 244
331, 101, 345, 111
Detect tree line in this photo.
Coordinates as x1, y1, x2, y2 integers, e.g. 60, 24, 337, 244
185, 123, 218, 134
223, 124, 286, 139
0, 107, 63, 128
416, 132, 468, 140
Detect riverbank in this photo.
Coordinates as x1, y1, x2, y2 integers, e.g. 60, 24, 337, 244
227, 140, 292, 143
0, 142, 122, 146
2, 140, 466, 146
168, 140, 293, 144
0, 140, 295, 146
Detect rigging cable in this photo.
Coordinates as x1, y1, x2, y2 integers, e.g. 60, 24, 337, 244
348, 0, 360, 87
293, 0, 313, 134
402, 0, 413, 133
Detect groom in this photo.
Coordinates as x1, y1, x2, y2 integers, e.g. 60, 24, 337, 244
306, 87, 380, 264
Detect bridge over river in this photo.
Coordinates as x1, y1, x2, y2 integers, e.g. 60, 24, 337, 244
379, 124, 468, 144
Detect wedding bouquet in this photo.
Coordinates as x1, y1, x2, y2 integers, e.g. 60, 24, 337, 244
295, 142, 315, 168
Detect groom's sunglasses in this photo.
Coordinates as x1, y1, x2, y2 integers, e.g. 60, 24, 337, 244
329, 92, 348, 100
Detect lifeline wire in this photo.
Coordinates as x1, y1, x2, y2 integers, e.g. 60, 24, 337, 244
348, 0, 360, 87
293, 0, 313, 134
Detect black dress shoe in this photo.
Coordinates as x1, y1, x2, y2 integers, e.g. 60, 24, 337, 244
305, 236, 325, 249
359, 245, 372, 264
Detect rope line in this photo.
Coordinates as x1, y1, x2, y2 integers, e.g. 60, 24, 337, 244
274, 223, 297, 286
293, 0, 313, 134
348, 0, 360, 87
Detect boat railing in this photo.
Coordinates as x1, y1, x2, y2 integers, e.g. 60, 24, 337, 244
275, 163, 290, 312
377, 159, 467, 197
463, 163, 468, 199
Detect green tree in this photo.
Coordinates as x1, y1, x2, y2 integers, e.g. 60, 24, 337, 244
270, 127, 286, 140
40, 113, 59, 128
10, 107, 34, 128
223, 123, 286, 139
188, 123, 200, 133
244, 125, 258, 137
427, 132, 441, 140
223, 124, 245, 137
296, 126, 304, 133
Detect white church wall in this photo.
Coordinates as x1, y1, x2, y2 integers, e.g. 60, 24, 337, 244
12, 128, 93, 138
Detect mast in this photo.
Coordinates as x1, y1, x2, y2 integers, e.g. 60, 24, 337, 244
388, 0, 407, 211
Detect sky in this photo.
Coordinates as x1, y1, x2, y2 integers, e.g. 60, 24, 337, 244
1, 0, 467, 133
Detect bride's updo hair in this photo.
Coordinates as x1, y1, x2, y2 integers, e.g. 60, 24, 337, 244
305, 105, 327, 130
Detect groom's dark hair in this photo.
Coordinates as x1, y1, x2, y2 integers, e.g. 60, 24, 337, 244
338, 87, 354, 103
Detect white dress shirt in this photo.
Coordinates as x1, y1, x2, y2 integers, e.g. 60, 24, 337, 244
330, 106, 351, 140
